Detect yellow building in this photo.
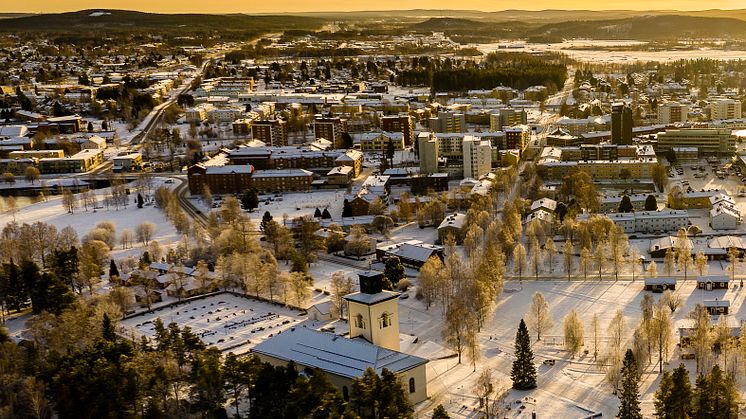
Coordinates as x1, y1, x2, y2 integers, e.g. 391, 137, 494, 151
39, 149, 104, 174
357, 132, 405, 152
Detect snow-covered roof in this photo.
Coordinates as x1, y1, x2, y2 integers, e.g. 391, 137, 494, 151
251, 327, 427, 379
253, 169, 313, 178
696, 275, 729, 283
703, 299, 730, 308
378, 240, 443, 263
205, 165, 254, 175
438, 212, 466, 231
530, 198, 557, 213
344, 290, 400, 305
0, 125, 28, 137
644, 277, 676, 286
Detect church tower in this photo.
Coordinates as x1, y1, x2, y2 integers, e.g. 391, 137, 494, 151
344, 271, 400, 351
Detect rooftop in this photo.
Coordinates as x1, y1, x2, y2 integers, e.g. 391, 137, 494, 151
251, 327, 427, 379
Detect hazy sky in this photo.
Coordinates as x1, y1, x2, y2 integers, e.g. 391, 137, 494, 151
2, 1, 744, 14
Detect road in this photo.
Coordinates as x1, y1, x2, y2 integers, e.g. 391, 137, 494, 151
171, 175, 207, 227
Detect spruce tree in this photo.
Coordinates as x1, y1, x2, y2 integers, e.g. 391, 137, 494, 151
432, 404, 450, 419
260, 211, 273, 231
321, 208, 332, 219
511, 319, 537, 390
109, 259, 120, 279
137, 193, 144, 208
342, 199, 353, 217
314, 208, 322, 218
618, 349, 642, 419
655, 364, 693, 419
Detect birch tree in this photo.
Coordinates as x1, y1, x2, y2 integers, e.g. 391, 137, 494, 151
512, 243, 527, 281
579, 246, 592, 281
526, 292, 553, 341
564, 309, 585, 357
563, 239, 574, 281
545, 239, 557, 273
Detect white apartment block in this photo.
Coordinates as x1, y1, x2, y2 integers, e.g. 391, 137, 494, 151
710, 99, 742, 120
655, 128, 735, 156
657, 102, 688, 124
578, 210, 689, 234
462, 135, 492, 179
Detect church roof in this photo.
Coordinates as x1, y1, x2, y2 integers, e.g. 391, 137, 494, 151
251, 327, 427, 379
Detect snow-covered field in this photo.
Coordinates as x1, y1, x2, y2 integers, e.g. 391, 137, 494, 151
0, 178, 180, 259
120, 293, 304, 354
404, 279, 746, 418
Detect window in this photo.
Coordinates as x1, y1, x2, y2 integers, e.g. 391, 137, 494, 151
355, 314, 366, 329
409, 378, 415, 393
379, 312, 392, 329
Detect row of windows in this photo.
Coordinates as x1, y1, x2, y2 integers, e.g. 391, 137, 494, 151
354, 312, 393, 330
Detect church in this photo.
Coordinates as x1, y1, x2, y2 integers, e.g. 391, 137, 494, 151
251, 271, 428, 404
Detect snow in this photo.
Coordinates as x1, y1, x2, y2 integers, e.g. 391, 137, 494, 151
0, 177, 180, 260
120, 293, 304, 354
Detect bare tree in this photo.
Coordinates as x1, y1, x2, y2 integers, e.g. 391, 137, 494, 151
659, 289, 682, 313
564, 309, 585, 357
529, 237, 543, 280
544, 238, 556, 274
579, 246, 591, 280
652, 304, 672, 374
664, 248, 675, 276
6, 196, 17, 222
344, 226, 370, 260
647, 260, 658, 278
120, 229, 134, 249
563, 239, 574, 281
591, 313, 601, 361
604, 310, 627, 390
475, 369, 507, 419
136, 222, 156, 245
442, 297, 478, 366
594, 240, 608, 280
628, 246, 642, 281
689, 304, 713, 375
695, 250, 708, 276
61, 189, 77, 214
512, 243, 527, 281
526, 292, 553, 341
330, 272, 354, 319
418, 256, 444, 310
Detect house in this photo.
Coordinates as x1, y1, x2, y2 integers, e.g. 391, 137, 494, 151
703, 299, 730, 315
308, 301, 334, 321
696, 276, 730, 291
644, 277, 676, 292
649, 236, 693, 258
437, 213, 467, 244
708, 236, 746, 258
327, 166, 354, 187
710, 205, 739, 230
376, 240, 444, 269
530, 198, 556, 214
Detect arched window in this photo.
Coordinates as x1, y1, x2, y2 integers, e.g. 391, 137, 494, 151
343, 386, 349, 401
355, 314, 366, 329
379, 312, 392, 329
409, 377, 415, 393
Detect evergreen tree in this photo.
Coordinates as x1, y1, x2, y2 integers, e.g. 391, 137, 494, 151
618, 349, 642, 419
137, 193, 144, 208
314, 208, 322, 218
386, 139, 396, 168
260, 211, 273, 232
102, 313, 117, 342
322, 208, 332, 219
383, 256, 406, 285
342, 199, 353, 217
432, 404, 451, 419
645, 194, 658, 211
241, 188, 259, 212
654, 364, 693, 419
346, 367, 413, 418
511, 319, 537, 390
3, 260, 25, 312
109, 259, 120, 280
618, 195, 634, 213
48, 247, 80, 293
693, 365, 740, 418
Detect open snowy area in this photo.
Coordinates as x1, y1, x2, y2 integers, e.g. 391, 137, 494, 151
120, 293, 304, 353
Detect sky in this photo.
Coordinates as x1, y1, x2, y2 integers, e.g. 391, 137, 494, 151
1, 1, 744, 14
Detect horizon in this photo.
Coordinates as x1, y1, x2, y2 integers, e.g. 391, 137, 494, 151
1, 3, 744, 14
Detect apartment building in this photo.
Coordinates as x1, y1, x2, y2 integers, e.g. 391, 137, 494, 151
251, 169, 313, 193
489, 108, 527, 131
611, 102, 633, 145
381, 114, 414, 146
187, 164, 254, 195
537, 145, 658, 180
657, 101, 689, 124
428, 111, 465, 133
504, 125, 530, 151
578, 210, 689, 234
710, 98, 742, 120
656, 128, 735, 156
313, 116, 348, 149
38, 148, 104, 174
251, 119, 288, 147
418, 132, 438, 175
462, 136, 492, 179
356, 132, 405, 152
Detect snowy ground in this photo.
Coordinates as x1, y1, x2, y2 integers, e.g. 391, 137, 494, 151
120, 293, 304, 354
404, 279, 746, 418
0, 177, 180, 260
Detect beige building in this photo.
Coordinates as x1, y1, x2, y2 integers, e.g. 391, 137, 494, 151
418, 132, 439, 175
462, 135, 492, 179
656, 128, 735, 156
657, 101, 689, 124
710, 99, 742, 120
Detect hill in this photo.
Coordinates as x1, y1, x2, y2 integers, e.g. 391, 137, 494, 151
529, 15, 746, 40
0, 9, 323, 32
410, 17, 493, 31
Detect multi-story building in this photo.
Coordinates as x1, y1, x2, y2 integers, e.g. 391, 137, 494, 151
537, 145, 658, 180
227, 145, 363, 176
356, 132, 405, 152
251, 169, 313, 193
504, 125, 530, 151
710, 99, 742, 120
38, 148, 104, 174
313, 116, 348, 149
251, 119, 288, 147
428, 111, 465, 133
611, 102, 633, 145
657, 102, 689, 124
462, 136, 492, 179
187, 164, 254, 195
489, 108, 528, 131
655, 128, 735, 156
417, 132, 438, 175
381, 114, 414, 146
112, 153, 143, 173
207, 107, 243, 124
185, 104, 213, 123
578, 210, 690, 234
